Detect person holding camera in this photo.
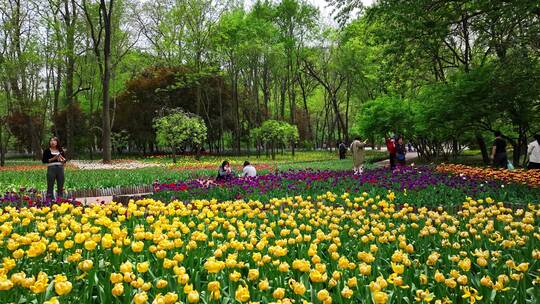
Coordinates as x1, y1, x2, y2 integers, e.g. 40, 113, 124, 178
42, 137, 67, 199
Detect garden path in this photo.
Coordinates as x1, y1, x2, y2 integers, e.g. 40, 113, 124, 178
71, 160, 162, 170
373, 151, 418, 168
77, 196, 114, 205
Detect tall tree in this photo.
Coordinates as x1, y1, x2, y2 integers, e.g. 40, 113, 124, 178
81, 0, 114, 163
0, 0, 44, 159
303, 31, 348, 142
275, 0, 317, 125
214, 8, 245, 154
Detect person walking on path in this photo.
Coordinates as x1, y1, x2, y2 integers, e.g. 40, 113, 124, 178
42, 137, 67, 199
350, 137, 367, 174
407, 142, 413, 152
242, 161, 257, 177
385, 136, 397, 169
338, 141, 347, 160
395, 136, 407, 167
491, 131, 508, 168
527, 134, 540, 169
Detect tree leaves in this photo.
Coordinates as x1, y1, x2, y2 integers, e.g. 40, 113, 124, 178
153, 110, 208, 152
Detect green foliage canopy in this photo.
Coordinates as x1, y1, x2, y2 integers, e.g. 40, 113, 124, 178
253, 120, 299, 147
354, 96, 411, 138
153, 110, 208, 155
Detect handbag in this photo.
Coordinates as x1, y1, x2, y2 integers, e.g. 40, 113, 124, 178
397, 153, 405, 161
507, 161, 514, 170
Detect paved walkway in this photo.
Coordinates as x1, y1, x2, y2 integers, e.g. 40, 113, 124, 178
71, 160, 162, 170
76, 193, 153, 205
373, 151, 419, 168
77, 196, 114, 205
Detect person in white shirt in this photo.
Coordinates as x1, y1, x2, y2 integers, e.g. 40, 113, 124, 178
242, 161, 257, 177
527, 134, 540, 169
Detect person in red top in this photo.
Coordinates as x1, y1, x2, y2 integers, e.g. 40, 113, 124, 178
386, 135, 396, 169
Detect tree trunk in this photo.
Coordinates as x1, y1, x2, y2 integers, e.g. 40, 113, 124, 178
29, 118, 42, 160
0, 122, 4, 167
345, 80, 351, 143
53, 63, 62, 121
461, 13, 470, 73
452, 139, 459, 159
232, 67, 241, 155
218, 80, 224, 153
64, 0, 77, 157
253, 64, 261, 125
262, 61, 270, 120
475, 133, 489, 165
8, 0, 42, 160
280, 80, 286, 120
101, 0, 113, 163
262, 63, 270, 120
196, 51, 202, 116
298, 73, 312, 141
330, 95, 346, 141
288, 55, 296, 125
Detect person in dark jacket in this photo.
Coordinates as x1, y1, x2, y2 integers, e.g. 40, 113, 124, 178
42, 137, 67, 199
491, 131, 508, 168
216, 160, 234, 181
395, 136, 406, 166
338, 141, 347, 159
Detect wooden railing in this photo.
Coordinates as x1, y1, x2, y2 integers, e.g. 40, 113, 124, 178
39, 184, 155, 199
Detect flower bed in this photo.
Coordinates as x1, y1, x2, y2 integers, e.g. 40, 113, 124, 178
0, 163, 77, 172
169, 162, 277, 172
153, 166, 540, 206
0, 194, 537, 303
0, 151, 387, 193
436, 164, 540, 187
0, 189, 82, 208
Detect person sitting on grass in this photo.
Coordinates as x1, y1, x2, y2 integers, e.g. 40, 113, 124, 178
242, 161, 257, 177
216, 160, 234, 181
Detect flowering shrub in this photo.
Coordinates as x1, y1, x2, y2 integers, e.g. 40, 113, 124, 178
436, 164, 540, 187
0, 193, 537, 303
153, 110, 207, 162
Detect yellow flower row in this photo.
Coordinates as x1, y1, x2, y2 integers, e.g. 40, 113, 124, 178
0, 192, 538, 303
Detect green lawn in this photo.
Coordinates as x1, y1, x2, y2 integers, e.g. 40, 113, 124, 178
0, 151, 387, 192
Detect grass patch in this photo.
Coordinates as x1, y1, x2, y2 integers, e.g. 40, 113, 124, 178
0, 151, 387, 192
